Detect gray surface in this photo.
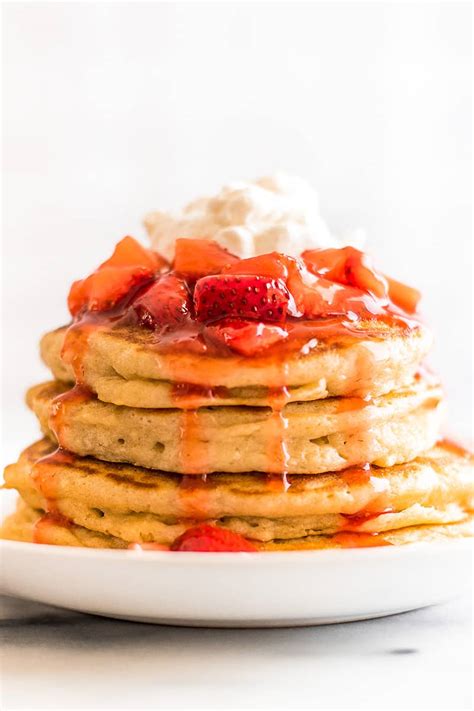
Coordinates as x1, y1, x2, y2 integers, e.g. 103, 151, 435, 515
1, 592, 472, 710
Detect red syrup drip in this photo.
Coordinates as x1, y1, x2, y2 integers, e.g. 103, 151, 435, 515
31, 447, 76, 515
171, 382, 231, 409
32, 511, 72, 544
49, 384, 94, 447
334, 395, 372, 413
341, 507, 395, 529
178, 475, 210, 519
438, 437, 473, 459
266, 384, 291, 476
339, 462, 391, 517
266, 473, 291, 492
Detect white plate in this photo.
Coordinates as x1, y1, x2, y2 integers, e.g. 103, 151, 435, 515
1, 539, 472, 627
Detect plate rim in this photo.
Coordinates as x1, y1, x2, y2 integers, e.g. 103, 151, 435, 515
2, 536, 472, 565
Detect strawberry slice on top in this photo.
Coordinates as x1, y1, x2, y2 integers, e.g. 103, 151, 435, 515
100, 235, 168, 272
194, 274, 294, 323
173, 238, 239, 278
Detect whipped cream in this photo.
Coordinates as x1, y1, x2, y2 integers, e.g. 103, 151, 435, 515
144, 173, 364, 260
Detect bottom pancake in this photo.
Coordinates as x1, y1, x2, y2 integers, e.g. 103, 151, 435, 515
2, 438, 473, 549
2, 498, 473, 551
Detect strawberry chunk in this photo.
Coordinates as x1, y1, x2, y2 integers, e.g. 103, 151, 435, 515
132, 274, 191, 329
174, 238, 239, 278
171, 524, 257, 552
385, 276, 420, 314
206, 320, 288, 356
303, 247, 388, 299
68, 236, 167, 317
101, 235, 168, 272
68, 265, 153, 316
194, 274, 293, 323
222, 251, 290, 280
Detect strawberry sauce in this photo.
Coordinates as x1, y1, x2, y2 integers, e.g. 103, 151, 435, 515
33, 511, 72, 544
49, 384, 93, 447
31, 447, 75, 514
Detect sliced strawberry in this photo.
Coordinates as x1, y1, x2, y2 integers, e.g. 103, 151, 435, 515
68, 265, 153, 316
303, 247, 388, 299
194, 274, 293, 323
385, 276, 420, 314
206, 320, 288, 356
173, 238, 239, 278
132, 274, 191, 329
171, 524, 257, 552
101, 235, 168, 272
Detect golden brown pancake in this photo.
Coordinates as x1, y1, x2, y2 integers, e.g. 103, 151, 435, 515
3, 439, 473, 546
27, 379, 443, 474
2, 498, 473, 551
40, 322, 433, 408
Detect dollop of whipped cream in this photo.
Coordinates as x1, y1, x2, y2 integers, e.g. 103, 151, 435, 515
144, 173, 364, 260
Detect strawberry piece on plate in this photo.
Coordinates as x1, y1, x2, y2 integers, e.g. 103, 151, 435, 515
171, 524, 257, 552
194, 274, 292, 323
207, 320, 288, 356
133, 274, 191, 329
173, 238, 239, 278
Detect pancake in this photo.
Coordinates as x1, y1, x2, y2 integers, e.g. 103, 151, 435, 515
27, 379, 443, 474
2, 498, 473, 550
40, 321, 433, 408
3, 439, 473, 546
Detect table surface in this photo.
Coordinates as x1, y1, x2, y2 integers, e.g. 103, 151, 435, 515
1, 592, 472, 711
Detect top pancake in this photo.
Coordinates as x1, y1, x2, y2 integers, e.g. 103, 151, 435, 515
41, 321, 432, 409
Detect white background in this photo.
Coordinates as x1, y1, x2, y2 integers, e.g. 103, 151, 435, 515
2, 1, 472, 456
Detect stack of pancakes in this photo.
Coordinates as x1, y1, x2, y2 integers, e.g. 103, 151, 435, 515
3, 313, 473, 550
